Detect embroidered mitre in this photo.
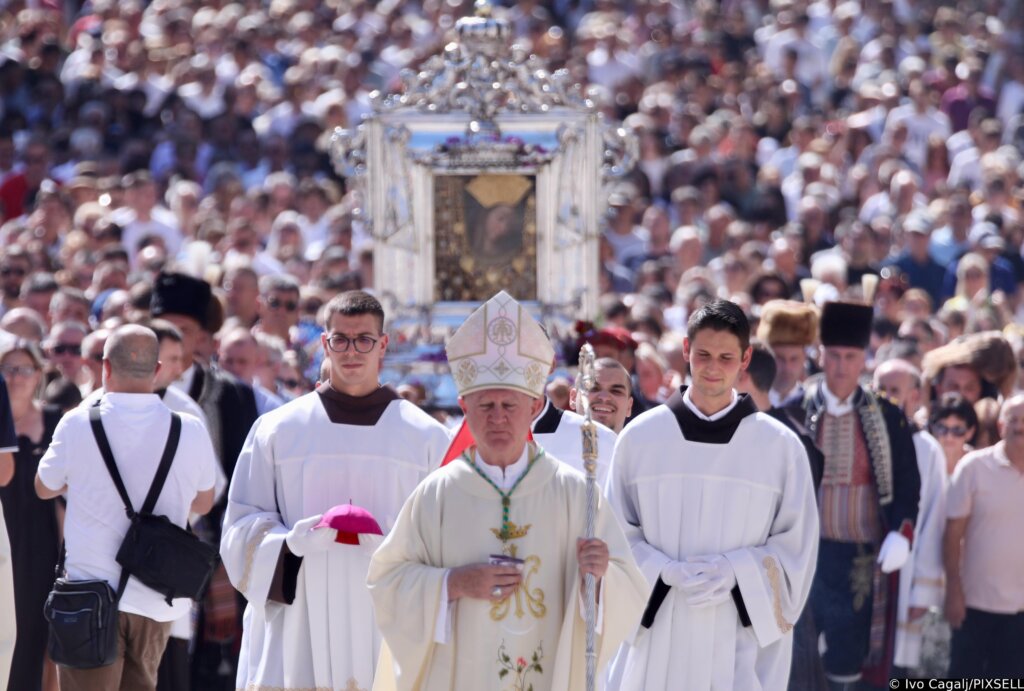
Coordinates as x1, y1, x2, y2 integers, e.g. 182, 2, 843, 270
446, 291, 553, 399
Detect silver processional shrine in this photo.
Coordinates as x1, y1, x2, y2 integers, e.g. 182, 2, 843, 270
330, 0, 636, 404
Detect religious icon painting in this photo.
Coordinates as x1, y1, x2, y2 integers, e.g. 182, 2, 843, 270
434, 173, 538, 301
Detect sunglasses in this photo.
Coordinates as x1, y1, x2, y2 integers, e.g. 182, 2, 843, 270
266, 297, 298, 312
278, 377, 301, 389
0, 267, 26, 277
931, 423, 968, 437
51, 343, 82, 356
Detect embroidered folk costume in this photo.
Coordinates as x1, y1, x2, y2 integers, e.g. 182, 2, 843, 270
368, 291, 647, 691
801, 301, 921, 688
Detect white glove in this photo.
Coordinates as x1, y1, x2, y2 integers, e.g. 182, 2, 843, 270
677, 555, 736, 608
877, 531, 910, 574
285, 514, 338, 557
661, 560, 704, 588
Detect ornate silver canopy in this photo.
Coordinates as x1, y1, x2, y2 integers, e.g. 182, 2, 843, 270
329, 0, 636, 403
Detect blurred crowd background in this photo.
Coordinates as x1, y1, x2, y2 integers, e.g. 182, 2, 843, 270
0, 0, 1023, 687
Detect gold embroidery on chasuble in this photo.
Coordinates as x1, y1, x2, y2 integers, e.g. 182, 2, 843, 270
763, 556, 794, 633
490, 554, 546, 621
489, 521, 547, 622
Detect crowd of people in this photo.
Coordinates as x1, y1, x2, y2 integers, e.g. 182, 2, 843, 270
0, 0, 1022, 688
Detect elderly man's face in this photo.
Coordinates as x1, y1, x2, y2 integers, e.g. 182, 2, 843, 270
873, 369, 920, 415
998, 396, 1024, 445
460, 389, 544, 467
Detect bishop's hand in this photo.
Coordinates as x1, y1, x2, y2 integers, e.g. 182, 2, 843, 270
577, 537, 609, 583
285, 514, 338, 557
448, 563, 523, 602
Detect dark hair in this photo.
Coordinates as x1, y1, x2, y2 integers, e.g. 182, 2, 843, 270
745, 341, 777, 393
44, 377, 83, 411
686, 299, 750, 351
594, 356, 633, 397
146, 318, 183, 344
322, 290, 385, 332
929, 392, 979, 445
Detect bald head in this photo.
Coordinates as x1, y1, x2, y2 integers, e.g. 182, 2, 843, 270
104, 325, 160, 383
873, 358, 922, 414
999, 394, 1024, 448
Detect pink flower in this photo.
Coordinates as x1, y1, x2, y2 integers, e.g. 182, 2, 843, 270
517, 657, 527, 669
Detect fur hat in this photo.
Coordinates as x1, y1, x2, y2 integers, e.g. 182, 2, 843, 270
819, 301, 873, 349
922, 331, 1017, 398
150, 272, 212, 331
756, 300, 819, 347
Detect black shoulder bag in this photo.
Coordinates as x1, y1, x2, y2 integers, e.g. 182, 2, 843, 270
90, 408, 219, 605
43, 544, 126, 668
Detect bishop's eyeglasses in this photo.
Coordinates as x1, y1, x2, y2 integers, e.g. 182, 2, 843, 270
326, 333, 379, 353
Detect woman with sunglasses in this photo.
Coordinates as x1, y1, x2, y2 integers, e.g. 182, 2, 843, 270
929, 392, 979, 476
0, 341, 63, 691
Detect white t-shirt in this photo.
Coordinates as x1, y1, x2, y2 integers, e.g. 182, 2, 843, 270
38, 393, 217, 622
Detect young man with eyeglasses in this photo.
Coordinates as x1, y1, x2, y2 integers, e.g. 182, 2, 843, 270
871, 358, 947, 677
221, 290, 451, 691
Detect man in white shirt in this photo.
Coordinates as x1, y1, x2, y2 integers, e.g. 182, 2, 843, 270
35, 325, 218, 691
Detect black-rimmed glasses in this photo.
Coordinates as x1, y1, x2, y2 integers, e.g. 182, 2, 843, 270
326, 334, 379, 353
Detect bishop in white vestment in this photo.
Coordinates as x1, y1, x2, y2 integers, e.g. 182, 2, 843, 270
221, 291, 451, 691
607, 299, 819, 691
369, 291, 648, 691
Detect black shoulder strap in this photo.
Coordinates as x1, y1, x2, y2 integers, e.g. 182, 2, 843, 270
140, 413, 181, 515
89, 406, 135, 518
87, 408, 182, 601
89, 407, 183, 517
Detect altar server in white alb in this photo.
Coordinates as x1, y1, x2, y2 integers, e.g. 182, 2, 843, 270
368, 290, 648, 691
531, 357, 620, 488
607, 299, 819, 690
220, 290, 451, 691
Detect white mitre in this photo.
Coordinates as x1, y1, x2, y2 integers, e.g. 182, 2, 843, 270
446, 291, 554, 399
